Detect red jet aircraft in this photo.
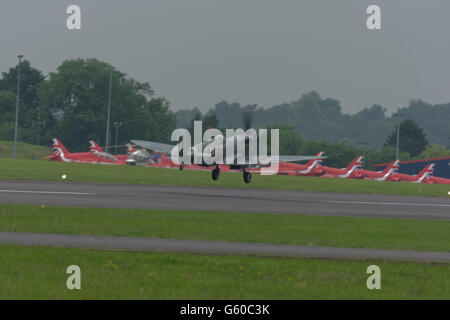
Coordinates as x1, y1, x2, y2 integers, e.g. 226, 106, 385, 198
318, 156, 364, 178
351, 160, 400, 181
275, 152, 326, 176
89, 140, 136, 162
425, 176, 450, 185
386, 163, 435, 183
44, 139, 125, 165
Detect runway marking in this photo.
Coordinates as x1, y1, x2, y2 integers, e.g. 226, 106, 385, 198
0, 190, 95, 196
322, 200, 450, 207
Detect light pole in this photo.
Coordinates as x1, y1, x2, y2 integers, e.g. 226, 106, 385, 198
13, 55, 24, 159
395, 120, 400, 160
114, 121, 122, 154
105, 69, 112, 153
395, 112, 404, 160
360, 141, 368, 168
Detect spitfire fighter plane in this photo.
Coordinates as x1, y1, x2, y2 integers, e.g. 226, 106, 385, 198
129, 130, 325, 184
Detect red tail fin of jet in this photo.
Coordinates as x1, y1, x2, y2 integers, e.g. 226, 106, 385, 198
52, 138, 70, 155
382, 159, 400, 174
415, 163, 434, 183
126, 144, 136, 155
306, 151, 325, 166
89, 141, 104, 153
345, 156, 364, 171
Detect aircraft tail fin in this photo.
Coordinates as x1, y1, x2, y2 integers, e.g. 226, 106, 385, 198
418, 163, 434, 178
345, 156, 364, 171
89, 141, 104, 153
413, 164, 435, 183
126, 144, 136, 155
307, 151, 325, 166
52, 138, 70, 155
383, 159, 400, 174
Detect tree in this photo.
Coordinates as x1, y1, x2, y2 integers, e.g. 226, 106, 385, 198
267, 125, 305, 155
0, 91, 16, 141
364, 146, 410, 170
145, 97, 177, 143
301, 140, 359, 168
0, 90, 16, 123
384, 119, 429, 157
354, 104, 386, 122
0, 60, 45, 110
418, 143, 450, 159
38, 58, 175, 151
175, 107, 202, 128
0, 60, 46, 144
213, 101, 242, 128
203, 112, 219, 129
175, 94, 449, 150
393, 100, 450, 148
188, 111, 203, 137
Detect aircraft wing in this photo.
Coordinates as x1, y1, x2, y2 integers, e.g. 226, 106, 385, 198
131, 140, 175, 154
278, 155, 326, 162
255, 154, 326, 168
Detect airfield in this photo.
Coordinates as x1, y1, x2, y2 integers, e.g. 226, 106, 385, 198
0, 158, 449, 299
1, 180, 450, 220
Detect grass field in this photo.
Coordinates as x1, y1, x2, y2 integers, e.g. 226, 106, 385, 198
1, 159, 449, 197
0, 244, 448, 299
1, 204, 449, 252
0, 141, 52, 160
1, 157, 449, 300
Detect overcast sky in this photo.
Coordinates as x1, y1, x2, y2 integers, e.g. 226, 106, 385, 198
1, 0, 450, 114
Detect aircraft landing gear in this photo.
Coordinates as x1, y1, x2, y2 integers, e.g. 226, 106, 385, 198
243, 170, 252, 184
212, 166, 221, 181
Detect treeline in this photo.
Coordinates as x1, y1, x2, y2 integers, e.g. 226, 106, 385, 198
270, 125, 450, 169
1, 59, 449, 168
176, 110, 448, 169
176, 93, 450, 168
0, 59, 176, 152
176, 91, 450, 150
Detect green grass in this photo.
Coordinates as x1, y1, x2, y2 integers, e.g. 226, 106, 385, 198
1, 204, 449, 252
1, 159, 449, 197
0, 141, 52, 160
0, 244, 448, 299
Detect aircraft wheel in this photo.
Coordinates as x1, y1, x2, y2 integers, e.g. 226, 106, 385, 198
243, 172, 252, 184
212, 167, 221, 181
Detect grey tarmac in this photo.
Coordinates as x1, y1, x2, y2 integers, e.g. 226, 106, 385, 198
0, 180, 449, 220
0, 231, 449, 264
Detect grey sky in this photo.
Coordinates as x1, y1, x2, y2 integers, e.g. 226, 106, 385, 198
1, 0, 450, 114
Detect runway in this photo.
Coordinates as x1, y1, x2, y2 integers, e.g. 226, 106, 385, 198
0, 180, 449, 220
1, 231, 449, 263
